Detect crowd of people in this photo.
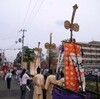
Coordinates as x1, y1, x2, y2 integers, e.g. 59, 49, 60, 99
18, 67, 64, 99
0, 63, 64, 99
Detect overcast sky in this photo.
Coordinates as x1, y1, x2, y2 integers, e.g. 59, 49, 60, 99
0, 0, 100, 62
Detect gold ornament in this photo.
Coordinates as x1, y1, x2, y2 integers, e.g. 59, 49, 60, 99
64, 20, 70, 29
73, 23, 79, 32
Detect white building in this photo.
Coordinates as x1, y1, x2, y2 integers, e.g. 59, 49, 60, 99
78, 41, 100, 69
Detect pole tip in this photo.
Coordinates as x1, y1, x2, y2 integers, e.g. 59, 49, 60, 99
73, 4, 78, 9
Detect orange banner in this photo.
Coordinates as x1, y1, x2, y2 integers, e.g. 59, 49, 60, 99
64, 42, 81, 92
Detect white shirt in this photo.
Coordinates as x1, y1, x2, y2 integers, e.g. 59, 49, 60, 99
16, 70, 22, 75
5, 72, 12, 80
20, 73, 30, 86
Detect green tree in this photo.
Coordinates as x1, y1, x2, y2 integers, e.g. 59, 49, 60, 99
23, 48, 35, 73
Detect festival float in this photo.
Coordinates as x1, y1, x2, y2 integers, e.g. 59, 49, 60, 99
52, 4, 100, 99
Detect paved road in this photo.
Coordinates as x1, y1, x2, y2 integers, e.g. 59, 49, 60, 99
0, 76, 30, 99
0, 76, 20, 99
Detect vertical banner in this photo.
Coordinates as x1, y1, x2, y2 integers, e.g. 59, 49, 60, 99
34, 56, 41, 74
64, 42, 81, 92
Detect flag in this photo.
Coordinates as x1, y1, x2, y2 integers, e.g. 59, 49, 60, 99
64, 42, 81, 92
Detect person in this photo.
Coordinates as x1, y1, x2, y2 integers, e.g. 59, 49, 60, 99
20, 69, 30, 99
5, 69, 12, 89
56, 69, 61, 80
56, 71, 65, 87
44, 69, 56, 99
2, 63, 9, 80
28, 74, 34, 99
16, 68, 22, 84
33, 67, 44, 99
42, 69, 49, 99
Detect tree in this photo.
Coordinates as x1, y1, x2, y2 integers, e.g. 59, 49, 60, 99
23, 48, 35, 72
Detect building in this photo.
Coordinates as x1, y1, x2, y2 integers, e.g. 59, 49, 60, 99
56, 40, 100, 71
78, 41, 100, 69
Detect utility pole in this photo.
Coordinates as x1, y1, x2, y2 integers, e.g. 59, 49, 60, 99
20, 29, 27, 68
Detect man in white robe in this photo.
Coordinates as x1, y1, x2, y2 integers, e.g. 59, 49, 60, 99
45, 70, 56, 99
33, 67, 44, 99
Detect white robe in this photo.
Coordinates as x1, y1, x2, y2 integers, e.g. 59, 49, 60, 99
33, 74, 44, 99
45, 75, 56, 99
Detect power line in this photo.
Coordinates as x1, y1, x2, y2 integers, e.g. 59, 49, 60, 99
0, 48, 21, 51
0, 32, 22, 52
0, 0, 44, 53
33, 0, 45, 18
0, 36, 17, 41
29, 0, 45, 28
25, 0, 45, 29
0, 42, 21, 51
24, 0, 39, 28
21, 0, 32, 28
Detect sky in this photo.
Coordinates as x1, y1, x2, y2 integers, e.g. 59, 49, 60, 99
0, 0, 100, 62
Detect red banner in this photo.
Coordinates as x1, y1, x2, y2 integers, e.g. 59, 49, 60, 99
64, 42, 81, 92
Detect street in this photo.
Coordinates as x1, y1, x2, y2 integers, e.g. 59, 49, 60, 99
0, 76, 29, 99
0, 76, 20, 99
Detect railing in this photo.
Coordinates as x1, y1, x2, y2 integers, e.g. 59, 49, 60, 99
86, 90, 100, 99
52, 83, 100, 99
86, 74, 100, 99
51, 83, 87, 99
